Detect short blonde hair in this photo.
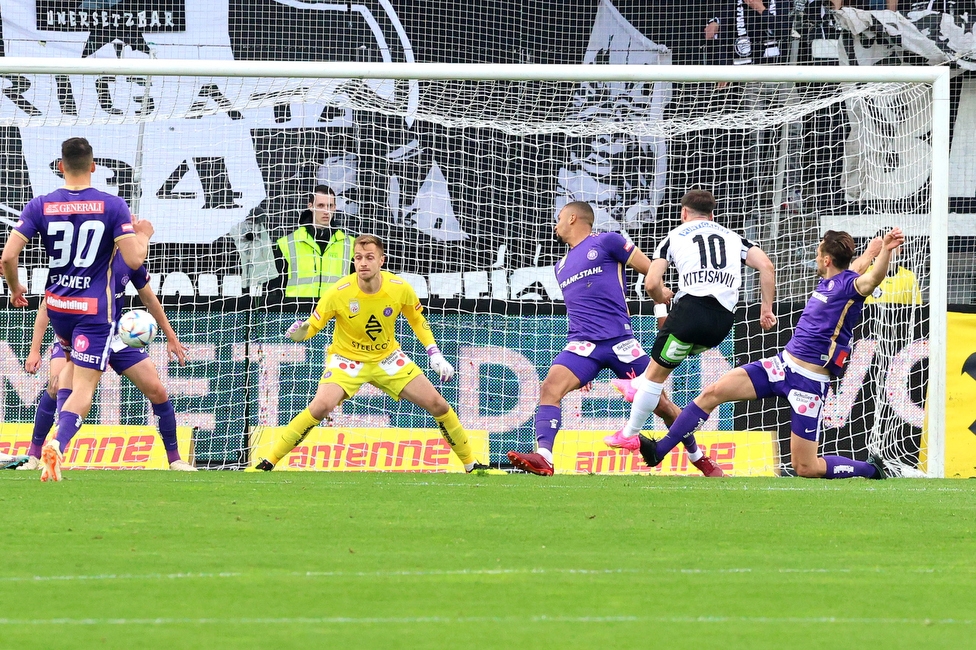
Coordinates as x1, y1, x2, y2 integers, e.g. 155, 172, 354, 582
354, 234, 385, 254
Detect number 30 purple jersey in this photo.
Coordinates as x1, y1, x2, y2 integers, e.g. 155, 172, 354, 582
13, 187, 134, 324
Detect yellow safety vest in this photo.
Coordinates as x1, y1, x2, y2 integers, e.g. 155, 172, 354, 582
277, 227, 353, 297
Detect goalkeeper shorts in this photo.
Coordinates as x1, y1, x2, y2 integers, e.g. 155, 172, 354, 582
320, 349, 422, 401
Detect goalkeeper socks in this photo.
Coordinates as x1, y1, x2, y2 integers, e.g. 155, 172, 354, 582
56, 388, 71, 419
271, 408, 321, 464
54, 410, 83, 453
152, 401, 180, 463
622, 380, 664, 437
655, 401, 710, 462
822, 455, 879, 479
534, 404, 561, 452
29, 391, 58, 457
434, 408, 475, 465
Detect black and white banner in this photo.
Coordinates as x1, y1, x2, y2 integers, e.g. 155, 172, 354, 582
0, 0, 669, 249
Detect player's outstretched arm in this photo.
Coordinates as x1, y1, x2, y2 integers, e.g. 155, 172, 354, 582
626, 247, 652, 275
25, 298, 50, 374
850, 236, 884, 275
1, 233, 28, 307
118, 215, 154, 270
136, 284, 188, 366
286, 295, 334, 342
643, 258, 674, 304
745, 246, 777, 330
402, 301, 454, 381
855, 228, 905, 296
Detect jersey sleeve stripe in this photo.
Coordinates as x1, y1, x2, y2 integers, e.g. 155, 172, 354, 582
113, 233, 136, 242
654, 237, 670, 260
10, 230, 29, 242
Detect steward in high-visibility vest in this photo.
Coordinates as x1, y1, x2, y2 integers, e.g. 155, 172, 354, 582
274, 186, 354, 298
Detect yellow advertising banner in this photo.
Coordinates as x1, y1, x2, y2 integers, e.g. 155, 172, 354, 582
0, 423, 193, 470
945, 312, 976, 478
250, 426, 490, 472
554, 430, 778, 476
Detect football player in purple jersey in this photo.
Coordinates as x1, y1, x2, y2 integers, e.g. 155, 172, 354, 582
506, 201, 718, 477
636, 228, 903, 479
1, 137, 153, 481
21, 251, 193, 472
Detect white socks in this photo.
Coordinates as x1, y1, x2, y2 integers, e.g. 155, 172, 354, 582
537, 447, 553, 464
622, 379, 665, 437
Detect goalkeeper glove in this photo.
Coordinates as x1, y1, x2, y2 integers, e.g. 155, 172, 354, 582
426, 344, 454, 382
285, 320, 308, 342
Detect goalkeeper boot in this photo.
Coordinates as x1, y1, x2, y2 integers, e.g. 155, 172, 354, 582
604, 429, 641, 451
466, 462, 508, 476
636, 434, 662, 469
691, 455, 725, 478
169, 460, 197, 472
610, 377, 638, 404
245, 458, 275, 472
16, 456, 40, 471
0, 453, 29, 470
506, 451, 553, 476
40, 441, 64, 483
866, 455, 888, 480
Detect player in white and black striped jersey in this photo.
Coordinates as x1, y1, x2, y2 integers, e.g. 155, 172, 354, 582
605, 190, 777, 465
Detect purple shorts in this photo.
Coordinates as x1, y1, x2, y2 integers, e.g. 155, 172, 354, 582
49, 313, 113, 371
51, 337, 148, 375
552, 336, 649, 386
742, 351, 830, 442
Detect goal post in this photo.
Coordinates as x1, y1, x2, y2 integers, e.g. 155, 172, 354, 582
0, 59, 949, 477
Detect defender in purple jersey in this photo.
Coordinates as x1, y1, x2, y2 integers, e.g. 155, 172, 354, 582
1, 137, 153, 481
636, 228, 904, 480
20, 253, 192, 471
506, 201, 702, 476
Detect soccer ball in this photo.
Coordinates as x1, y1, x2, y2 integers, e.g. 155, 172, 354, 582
118, 310, 158, 349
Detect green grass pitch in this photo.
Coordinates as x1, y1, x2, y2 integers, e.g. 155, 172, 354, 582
1, 471, 974, 649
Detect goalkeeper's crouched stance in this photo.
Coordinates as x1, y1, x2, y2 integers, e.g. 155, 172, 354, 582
248, 234, 496, 474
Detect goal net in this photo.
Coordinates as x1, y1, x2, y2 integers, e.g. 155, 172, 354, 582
0, 59, 947, 477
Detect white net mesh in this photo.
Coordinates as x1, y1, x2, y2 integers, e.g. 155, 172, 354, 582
0, 65, 939, 476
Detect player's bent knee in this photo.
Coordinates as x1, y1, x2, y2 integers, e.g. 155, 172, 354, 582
792, 459, 822, 478
539, 375, 576, 404
308, 402, 333, 421
426, 394, 450, 417
697, 382, 727, 410
144, 385, 169, 404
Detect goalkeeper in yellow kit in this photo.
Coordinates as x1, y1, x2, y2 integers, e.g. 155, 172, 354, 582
249, 234, 493, 472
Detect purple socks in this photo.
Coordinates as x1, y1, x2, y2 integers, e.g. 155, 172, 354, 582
823, 455, 880, 479
534, 405, 561, 452
655, 401, 709, 460
152, 401, 181, 463
54, 410, 83, 452
29, 391, 58, 457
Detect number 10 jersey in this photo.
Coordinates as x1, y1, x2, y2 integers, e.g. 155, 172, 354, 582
653, 219, 756, 313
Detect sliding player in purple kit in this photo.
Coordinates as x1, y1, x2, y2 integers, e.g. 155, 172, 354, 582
505, 201, 721, 477
1, 137, 153, 481
635, 228, 904, 480
20, 249, 193, 472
